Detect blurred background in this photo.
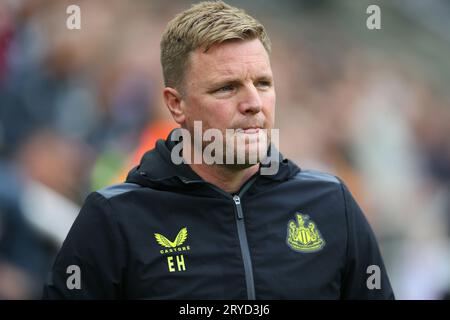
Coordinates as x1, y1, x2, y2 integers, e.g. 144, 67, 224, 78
0, 0, 449, 299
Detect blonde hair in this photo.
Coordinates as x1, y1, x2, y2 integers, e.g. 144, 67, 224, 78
160, 1, 271, 91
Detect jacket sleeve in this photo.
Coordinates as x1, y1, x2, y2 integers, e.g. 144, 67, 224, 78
339, 182, 395, 300
42, 192, 126, 299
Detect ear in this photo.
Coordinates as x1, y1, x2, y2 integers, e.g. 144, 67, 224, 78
163, 87, 186, 125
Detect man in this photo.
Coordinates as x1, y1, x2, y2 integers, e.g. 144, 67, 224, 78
43, 1, 394, 299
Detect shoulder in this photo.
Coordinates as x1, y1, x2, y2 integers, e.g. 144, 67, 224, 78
95, 182, 143, 200
286, 169, 347, 210
75, 183, 143, 219
289, 169, 348, 209
292, 169, 341, 185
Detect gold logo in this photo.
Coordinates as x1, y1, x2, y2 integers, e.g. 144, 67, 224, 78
154, 227, 188, 248
287, 213, 325, 253
154, 227, 190, 254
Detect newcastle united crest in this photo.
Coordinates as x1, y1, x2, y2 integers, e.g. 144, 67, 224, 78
287, 213, 326, 253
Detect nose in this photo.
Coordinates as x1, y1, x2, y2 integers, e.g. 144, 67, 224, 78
238, 84, 262, 115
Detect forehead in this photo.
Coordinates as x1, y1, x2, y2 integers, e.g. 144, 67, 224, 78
188, 39, 272, 82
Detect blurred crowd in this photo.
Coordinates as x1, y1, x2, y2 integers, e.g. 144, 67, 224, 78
0, 0, 449, 299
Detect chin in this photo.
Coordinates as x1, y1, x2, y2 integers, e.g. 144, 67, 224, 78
233, 142, 268, 165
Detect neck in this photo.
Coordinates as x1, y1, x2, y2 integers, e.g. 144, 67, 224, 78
188, 162, 260, 194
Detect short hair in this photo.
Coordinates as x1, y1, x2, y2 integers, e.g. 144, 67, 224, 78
160, 1, 271, 92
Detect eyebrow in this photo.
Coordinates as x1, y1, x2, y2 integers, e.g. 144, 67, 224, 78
207, 74, 273, 90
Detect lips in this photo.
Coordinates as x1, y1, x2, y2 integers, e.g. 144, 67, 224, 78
243, 128, 260, 134
235, 126, 262, 134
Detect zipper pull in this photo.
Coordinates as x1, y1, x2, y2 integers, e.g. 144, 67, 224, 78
233, 195, 244, 220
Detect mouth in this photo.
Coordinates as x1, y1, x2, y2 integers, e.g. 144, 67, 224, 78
235, 126, 262, 134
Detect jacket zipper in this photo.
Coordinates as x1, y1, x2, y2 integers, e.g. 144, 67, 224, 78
189, 177, 258, 300
232, 194, 256, 300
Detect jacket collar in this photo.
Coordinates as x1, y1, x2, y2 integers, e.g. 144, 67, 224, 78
126, 128, 300, 186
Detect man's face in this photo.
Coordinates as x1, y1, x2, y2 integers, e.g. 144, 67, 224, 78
179, 38, 276, 165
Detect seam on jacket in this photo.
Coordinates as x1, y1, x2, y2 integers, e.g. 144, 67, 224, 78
96, 183, 142, 199
293, 170, 340, 184
337, 177, 351, 298
94, 191, 128, 299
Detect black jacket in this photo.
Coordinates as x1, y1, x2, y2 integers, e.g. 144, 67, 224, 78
43, 131, 395, 299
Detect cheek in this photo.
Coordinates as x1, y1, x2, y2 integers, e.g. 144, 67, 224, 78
263, 92, 276, 123
186, 96, 235, 130
206, 103, 235, 130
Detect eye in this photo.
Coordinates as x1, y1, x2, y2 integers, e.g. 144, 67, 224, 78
216, 84, 235, 92
256, 80, 272, 88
